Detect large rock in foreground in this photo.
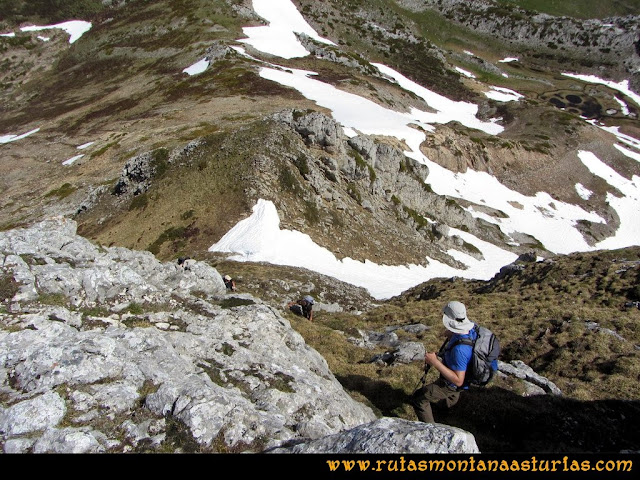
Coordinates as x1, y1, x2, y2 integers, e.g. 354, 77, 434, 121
269, 417, 479, 454
0, 218, 376, 453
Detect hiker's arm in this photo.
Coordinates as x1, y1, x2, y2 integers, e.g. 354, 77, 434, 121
425, 352, 466, 387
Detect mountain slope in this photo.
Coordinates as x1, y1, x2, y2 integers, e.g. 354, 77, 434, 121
1, 0, 640, 454
1, 1, 638, 278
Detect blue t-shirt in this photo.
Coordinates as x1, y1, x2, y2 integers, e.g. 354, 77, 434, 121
442, 327, 477, 389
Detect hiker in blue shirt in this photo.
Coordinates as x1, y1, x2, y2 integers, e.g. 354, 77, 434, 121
412, 301, 476, 423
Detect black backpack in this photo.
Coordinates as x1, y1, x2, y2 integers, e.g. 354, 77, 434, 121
450, 325, 500, 387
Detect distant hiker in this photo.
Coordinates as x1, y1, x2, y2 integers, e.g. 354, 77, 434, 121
177, 256, 196, 271
223, 274, 236, 291
411, 300, 498, 423
287, 295, 315, 321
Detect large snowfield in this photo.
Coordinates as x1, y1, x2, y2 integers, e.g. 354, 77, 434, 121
2, 0, 639, 299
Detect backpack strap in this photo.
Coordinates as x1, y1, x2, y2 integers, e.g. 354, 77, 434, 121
445, 324, 478, 351
449, 337, 474, 348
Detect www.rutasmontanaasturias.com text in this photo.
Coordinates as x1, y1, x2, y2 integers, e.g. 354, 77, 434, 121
325, 456, 633, 473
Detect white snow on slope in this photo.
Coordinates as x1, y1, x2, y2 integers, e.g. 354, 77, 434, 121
210, 199, 518, 299
183, 58, 210, 76
258, 64, 605, 256
259, 66, 433, 154
430, 168, 605, 254
615, 144, 640, 163
595, 124, 640, 151
207, 0, 640, 299
373, 63, 504, 136
20, 21, 92, 44
575, 183, 593, 200
579, 151, 640, 250
614, 96, 631, 116
239, 0, 335, 59
456, 67, 476, 78
62, 154, 84, 166
0, 128, 40, 144
562, 73, 640, 108
484, 86, 524, 102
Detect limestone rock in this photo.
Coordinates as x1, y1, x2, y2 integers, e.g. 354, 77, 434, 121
0, 392, 66, 437
269, 417, 479, 453
498, 360, 563, 395
0, 218, 379, 453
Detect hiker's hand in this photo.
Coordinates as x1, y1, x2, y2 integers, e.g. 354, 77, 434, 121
424, 352, 438, 366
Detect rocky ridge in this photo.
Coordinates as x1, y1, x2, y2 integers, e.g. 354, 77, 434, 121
75, 100, 624, 289
82, 108, 518, 269
396, 0, 640, 83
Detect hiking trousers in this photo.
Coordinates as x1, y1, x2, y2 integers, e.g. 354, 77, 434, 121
411, 378, 461, 423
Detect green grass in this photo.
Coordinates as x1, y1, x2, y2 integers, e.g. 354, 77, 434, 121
303, 200, 321, 225
348, 148, 376, 182
38, 293, 68, 307
0, 0, 105, 24
0, 272, 19, 302
45, 183, 77, 200
346, 182, 362, 204
128, 193, 149, 211
495, 0, 639, 18
151, 148, 169, 177
90, 142, 119, 159
402, 205, 430, 232
293, 154, 310, 177
148, 226, 187, 255
211, 242, 640, 450
279, 166, 302, 194
218, 297, 255, 309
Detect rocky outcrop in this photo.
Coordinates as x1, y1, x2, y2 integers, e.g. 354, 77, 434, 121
205, 41, 237, 62
497, 360, 563, 396
397, 0, 640, 81
270, 109, 510, 263
0, 218, 378, 453
111, 140, 205, 199
274, 109, 349, 157
1, 217, 226, 307
269, 417, 479, 453
112, 152, 158, 197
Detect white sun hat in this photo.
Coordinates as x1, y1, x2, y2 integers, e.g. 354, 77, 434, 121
442, 301, 475, 334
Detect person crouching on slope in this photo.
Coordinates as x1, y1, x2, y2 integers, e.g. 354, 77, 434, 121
411, 300, 476, 423
223, 274, 236, 291
287, 295, 314, 322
